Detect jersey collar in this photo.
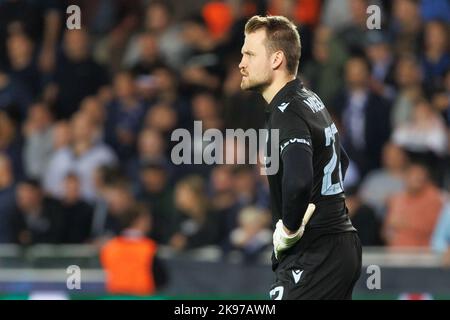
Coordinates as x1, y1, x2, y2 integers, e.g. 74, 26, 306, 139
266, 78, 303, 113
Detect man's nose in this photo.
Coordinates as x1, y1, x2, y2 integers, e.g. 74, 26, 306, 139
238, 59, 245, 70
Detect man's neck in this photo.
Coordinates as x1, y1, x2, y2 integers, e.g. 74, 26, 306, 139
262, 74, 296, 104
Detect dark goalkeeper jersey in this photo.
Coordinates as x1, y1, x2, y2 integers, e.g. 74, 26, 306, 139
264, 78, 355, 243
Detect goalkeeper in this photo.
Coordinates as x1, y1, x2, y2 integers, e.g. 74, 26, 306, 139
238, 15, 362, 300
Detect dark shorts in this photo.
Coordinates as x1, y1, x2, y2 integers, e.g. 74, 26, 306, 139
269, 232, 362, 300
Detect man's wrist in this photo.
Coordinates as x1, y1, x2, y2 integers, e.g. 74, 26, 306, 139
282, 224, 297, 236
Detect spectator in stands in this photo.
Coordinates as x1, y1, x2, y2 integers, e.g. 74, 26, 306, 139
180, 15, 224, 92
391, 54, 424, 127
43, 112, 117, 202
336, 0, 371, 53
420, 0, 450, 23
104, 70, 146, 161
232, 165, 262, 208
65, 1, 114, 37
49, 29, 108, 119
229, 206, 272, 263
0, 0, 62, 73
101, 203, 168, 295
143, 102, 178, 141
181, 91, 225, 178
11, 179, 63, 245
346, 186, 383, 246
6, 32, 41, 99
126, 127, 168, 186
383, 163, 444, 247
55, 173, 93, 244
141, 1, 188, 70
51, 120, 71, 151
0, 63, 33, 121
22, 102, 54, 181
0, 0, 35, 66
136, 129, 165, 163
79, 96, 106, 140
209, 165, 235, 208
137, 160, 176, 244
392, 98, 448, 157
0, 110, 23, 180
333, 55, 392, 177
302, 25, 348, 107
320, 0, 352, 30
421, 20, 450, 94
191, 91, 223, 131
201, 0, 234, 41
219, 165, 270, 238
97, 176, 136, 242
169, 175, 222, 251
126, 32, 165, 76
87, 0, 141, 72
431, 68, 450, 127
359, 143, 408, 219
209, 164, 240, 243
364, 30, 396, 101
0, 154, 15, 243
342, 159, 361, 189
151, 65, 189, 110
389, 0, 423, 55
90, 165, 121, 241
431, 199, 450, 266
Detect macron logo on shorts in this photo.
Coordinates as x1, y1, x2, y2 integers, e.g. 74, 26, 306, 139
292, 269, 303, 284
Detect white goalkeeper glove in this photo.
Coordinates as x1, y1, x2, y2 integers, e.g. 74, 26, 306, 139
273, 203, 316, 260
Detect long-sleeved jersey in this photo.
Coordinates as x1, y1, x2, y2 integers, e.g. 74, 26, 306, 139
264, 78, 356, 265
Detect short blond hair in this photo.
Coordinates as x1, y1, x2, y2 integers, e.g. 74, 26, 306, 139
245, 15, 301, 75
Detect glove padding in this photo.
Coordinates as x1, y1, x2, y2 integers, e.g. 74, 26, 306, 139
273, 203, 316, 260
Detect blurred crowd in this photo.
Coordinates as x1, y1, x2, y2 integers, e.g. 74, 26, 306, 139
0, 0, 449, 265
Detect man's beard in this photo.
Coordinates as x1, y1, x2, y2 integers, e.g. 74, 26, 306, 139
240, 74, 270, 93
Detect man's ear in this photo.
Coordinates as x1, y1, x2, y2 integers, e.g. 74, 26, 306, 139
271, 51, 284, 70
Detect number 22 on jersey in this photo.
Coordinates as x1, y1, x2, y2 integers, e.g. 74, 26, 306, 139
321, 123, 344, 196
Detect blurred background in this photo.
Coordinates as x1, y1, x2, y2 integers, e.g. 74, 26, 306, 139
0, 0, 449, 300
